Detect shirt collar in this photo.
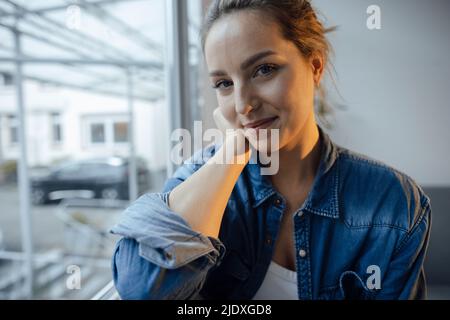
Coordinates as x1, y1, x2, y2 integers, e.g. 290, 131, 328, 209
245, 125, 340, 219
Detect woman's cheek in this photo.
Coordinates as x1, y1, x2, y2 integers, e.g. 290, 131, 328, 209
220, 101, 239, 125
258, 76, 291, 107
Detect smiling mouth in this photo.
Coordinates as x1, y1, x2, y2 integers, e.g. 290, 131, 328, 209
244, 116, 278, 130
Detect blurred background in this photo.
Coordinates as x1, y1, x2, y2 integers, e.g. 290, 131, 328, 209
0, 0, 448, 299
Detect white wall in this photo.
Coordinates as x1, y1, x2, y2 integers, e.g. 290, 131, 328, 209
313, 0, 450, 186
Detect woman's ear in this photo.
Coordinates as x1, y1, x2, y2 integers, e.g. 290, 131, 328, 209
310, 54, 325, 87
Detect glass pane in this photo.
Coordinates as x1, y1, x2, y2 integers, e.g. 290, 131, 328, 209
113, 122, 128, 143
52, 124, 61, 143
90, 123, 105, 143
8, 115, 18, 144
0, 0, 168, 299
51, 113, 62, 143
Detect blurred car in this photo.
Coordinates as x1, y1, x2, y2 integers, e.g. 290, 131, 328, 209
31, 157, 150, 205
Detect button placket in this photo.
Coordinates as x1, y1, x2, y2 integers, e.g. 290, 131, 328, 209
294, 214, 313, 300
265, 232, 273, 246
298, 249, 307, 258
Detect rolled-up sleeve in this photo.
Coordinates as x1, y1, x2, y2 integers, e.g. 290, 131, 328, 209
110, 144, 226, 299
111, 192, 224, 269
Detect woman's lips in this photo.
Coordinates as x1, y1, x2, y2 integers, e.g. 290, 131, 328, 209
243, 116, 278, 130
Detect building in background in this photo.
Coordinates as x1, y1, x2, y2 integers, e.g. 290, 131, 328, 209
0, 72, 168, 173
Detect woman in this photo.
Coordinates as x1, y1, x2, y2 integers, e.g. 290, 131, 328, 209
111, 0, 431, 300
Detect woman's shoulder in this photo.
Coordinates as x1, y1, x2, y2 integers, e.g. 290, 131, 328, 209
336, 146, 424, 194
334, 145, 430, 232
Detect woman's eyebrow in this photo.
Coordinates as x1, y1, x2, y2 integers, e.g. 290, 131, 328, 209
208, 50, 277, 77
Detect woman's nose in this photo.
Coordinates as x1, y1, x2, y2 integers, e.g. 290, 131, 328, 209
234, 86, 256, 115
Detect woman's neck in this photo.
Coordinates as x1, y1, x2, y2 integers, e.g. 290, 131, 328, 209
270, 115, 321, 200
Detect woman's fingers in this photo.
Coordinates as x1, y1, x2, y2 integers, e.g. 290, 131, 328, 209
213, 107, 250, 157
213, 107, 232, 132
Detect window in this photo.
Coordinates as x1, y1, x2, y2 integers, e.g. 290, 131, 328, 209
82, 115, 129, 148
51, 112, 62, 143
56, 163, 81, 177
8, 115, 18, 144
0, 0, 169, 300
113, 122, 128, 143
90, 123, 105, 143
0, 72, 13, 86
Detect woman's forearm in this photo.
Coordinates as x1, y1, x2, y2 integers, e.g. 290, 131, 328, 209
168, 135, 251, 239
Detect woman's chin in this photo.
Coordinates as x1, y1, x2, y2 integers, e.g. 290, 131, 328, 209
248, 137, 281, 155
246, 128, 281, 155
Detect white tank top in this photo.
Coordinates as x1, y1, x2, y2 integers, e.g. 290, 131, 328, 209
252, 260, 298, 300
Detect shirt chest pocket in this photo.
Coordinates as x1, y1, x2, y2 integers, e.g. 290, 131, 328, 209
318, 271, 375, 300
318, 285, 345, 300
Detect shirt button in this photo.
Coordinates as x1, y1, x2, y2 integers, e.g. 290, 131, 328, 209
298, 249, 307, 258
274, 198, 281, 206
297, 211, 304, 218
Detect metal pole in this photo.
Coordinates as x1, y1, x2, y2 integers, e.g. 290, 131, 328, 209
0, 115, 3, 164
14, 29, 34, 299
0, 57, 160, 68
164, 0, 192, 178
164, 0, 179, 178
0, 0, 139, 18
126, 68, 138, 202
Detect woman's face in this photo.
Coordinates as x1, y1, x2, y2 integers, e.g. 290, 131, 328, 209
204, 10, 323, 152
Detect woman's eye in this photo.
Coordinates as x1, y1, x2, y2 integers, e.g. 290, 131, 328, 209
254, 64, 277, 77
212, 64, 277, 90
212, 80, 233, 90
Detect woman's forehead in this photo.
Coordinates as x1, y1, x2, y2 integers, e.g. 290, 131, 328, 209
205, 11, 292, 69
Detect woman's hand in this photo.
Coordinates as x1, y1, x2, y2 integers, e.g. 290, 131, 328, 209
213, 107, 251, 162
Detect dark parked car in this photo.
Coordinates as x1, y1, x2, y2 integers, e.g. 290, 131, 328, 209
31, 157, 150, 204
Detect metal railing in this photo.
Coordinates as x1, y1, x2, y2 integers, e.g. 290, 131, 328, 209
91, 280, 120, 300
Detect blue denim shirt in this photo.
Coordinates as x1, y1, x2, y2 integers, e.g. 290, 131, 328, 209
111, 127, 431, 300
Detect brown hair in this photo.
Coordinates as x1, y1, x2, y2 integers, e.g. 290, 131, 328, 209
201, 0, 337, 127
